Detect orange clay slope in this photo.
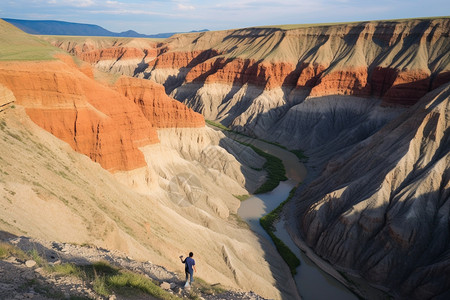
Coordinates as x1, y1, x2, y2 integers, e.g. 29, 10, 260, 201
0, 20, 204, 172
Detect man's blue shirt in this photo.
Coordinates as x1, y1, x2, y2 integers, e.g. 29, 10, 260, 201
185, 257, 195, 272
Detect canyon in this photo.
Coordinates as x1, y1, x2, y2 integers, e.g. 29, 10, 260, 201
1, 16, 449, 299
0, 19, 297, 299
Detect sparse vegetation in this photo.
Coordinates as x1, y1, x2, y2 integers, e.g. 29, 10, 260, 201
253, 16, 447, 30
0, 120, 7, 130
5, 130, 23, 142
238, 141, 287, 194
260, 186, 300, 275
75, 261, 180, 299
195, 277, 226, 295
0, 242, 28, 260
229, 213, 250, 229
48, 262, 83, 276
0, 242, 178, 299
205, 119, 231, 131
290, 149, 308, 163
233, 194, 250, 201
29, 248, 48, 267
0, 21, 61, 61
207, 120, 309, 193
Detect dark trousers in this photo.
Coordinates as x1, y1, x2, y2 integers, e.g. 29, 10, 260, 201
185, 269, 194, 284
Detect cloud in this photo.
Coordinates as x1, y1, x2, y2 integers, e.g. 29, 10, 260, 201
177, 3, 195, 11
46, 0, 95, 7
88, 9, 175, 17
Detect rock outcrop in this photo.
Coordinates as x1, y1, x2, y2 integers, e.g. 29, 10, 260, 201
0, 59, 159, 171
44, 36, 160, 77
114, 76, 205, 128
291, 84, 450, 298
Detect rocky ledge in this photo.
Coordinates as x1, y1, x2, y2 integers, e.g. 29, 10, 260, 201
0, 236, 267, 300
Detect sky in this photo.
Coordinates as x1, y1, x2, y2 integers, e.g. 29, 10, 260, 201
1, 0, 449, 34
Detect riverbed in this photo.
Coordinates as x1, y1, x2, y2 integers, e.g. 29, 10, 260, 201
212, 125, 358, 299
238, 180, 358, 300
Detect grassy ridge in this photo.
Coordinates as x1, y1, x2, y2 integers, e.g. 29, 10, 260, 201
0, 20, 61, 61
260, 187, 300, 275
253, 16, 449, 30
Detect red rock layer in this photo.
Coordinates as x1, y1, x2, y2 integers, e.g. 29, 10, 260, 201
0, 57, 161, 172
310, 67, 372, 97
296, 63, 328, 87
114, 77, 205, 128
381, 70, 431, 106
174, 52, 445, 105
49, 18, 450, 107
185, 58, 297, 89
78, 47, 157, 64
150, 50, 220, 68
47, 39, 160, 64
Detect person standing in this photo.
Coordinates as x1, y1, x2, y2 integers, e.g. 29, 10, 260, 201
180, 252, 196, 287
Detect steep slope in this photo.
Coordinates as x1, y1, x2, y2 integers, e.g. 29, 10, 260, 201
0, 58, 159, 171
291, 84, 450, 298
0, 104, 296, 299
42, 35, 161, 77
48, 18, 450, 154
0, 20, 299, 299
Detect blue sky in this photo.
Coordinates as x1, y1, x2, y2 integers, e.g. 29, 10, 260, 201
1, 0, 449, 34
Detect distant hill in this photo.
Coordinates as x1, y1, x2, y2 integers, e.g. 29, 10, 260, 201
2, 18, 208, 38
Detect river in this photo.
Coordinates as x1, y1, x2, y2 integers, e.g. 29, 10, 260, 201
219, 129, 358, 299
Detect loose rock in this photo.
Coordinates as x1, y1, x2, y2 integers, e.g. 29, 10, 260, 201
25, 260, 37, 268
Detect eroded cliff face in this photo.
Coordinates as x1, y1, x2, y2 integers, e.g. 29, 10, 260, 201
45, 37, 160, 76
114, 76, 205, 128
292, 84, 450, 298
49, 18, 450, 152
0, 20, 300, 299
0, 53, 207, 172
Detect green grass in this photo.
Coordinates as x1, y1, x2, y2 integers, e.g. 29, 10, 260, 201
29, 248, 47, 267
290, 149, 308, 163
205, 119, 231, 131
0, 20, 61, 61
0, 244, 179, 300
233, 194, 250, 201
195, 277, 226, 295
207, 119, 288, 193
253, 16, 450, 30
260, 187, 300, 275
47, 263, 83, 277
238, 141, 287, 194
0, 242, 29, 260
108, 271, 179, 299
0, 120, 6, 130
79, 261, 180, 299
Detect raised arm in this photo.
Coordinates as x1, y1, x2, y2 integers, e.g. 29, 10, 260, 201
179, 255, 185, 263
